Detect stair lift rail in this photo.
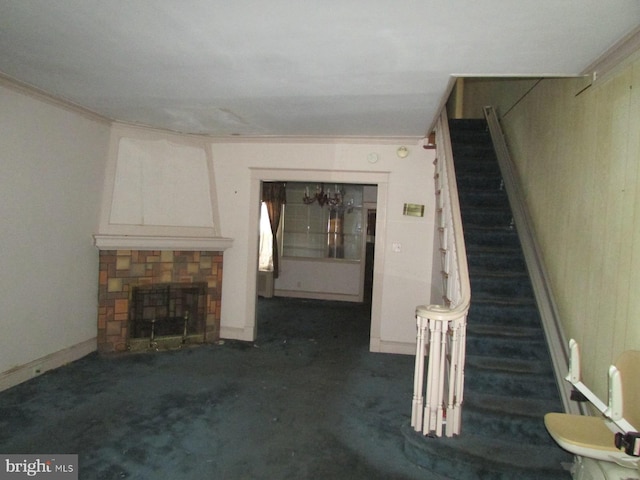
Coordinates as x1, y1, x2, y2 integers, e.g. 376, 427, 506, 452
411, 110, 470, 438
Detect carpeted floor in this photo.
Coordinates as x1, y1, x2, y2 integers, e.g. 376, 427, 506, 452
0, 297, 436, 480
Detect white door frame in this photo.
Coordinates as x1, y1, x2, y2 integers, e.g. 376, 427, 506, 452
247, 168, 389, 347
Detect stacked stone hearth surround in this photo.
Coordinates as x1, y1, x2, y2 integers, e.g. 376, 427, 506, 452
97, 250, 223, 353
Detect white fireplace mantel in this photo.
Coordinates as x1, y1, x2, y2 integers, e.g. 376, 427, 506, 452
93, 234, 233, 251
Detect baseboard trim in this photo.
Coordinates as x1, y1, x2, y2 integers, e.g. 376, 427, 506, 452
219, 325, 255, 342
370, 338, 414, 355
0, 338, 97, 392
273, 290, 362, 303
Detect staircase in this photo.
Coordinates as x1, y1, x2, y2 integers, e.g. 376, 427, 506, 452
403, 119, 572, 479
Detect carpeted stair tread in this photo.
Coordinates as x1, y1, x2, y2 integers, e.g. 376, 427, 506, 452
476, 268, 529, 282
402, 424, 569, 480
469, 292, 536, 306
463, 226, 521, 249
449, 126, 492, 139
461, 407, 554, 446
459, 191, 510, 209
470, 274, 534, 299
461, 209, 513, 228
464, 391, 562, 419
465, 324, 544, 341
463, 367, 558, 400
456, 175, 505, 191
452, 145, 497, 160
467, 250, 526, 272
467, 300, 541, 325
452, 158, 502, 175
465, 335, 548, 361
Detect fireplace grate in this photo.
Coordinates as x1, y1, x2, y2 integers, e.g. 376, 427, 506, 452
129, 283, 207, 347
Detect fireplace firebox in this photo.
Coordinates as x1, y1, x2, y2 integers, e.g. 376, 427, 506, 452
129, 282, 207, 350
97, 249, 224, 353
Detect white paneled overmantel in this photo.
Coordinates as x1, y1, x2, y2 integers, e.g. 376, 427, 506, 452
97, 123, 226, 240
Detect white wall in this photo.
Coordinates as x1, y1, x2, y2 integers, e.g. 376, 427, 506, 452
0, 81, 110, 381
100, 132, 438, 352
209, 140, 436, 353
97, 124, 222, 239
275, 257, 363, 301
0, 78, 436, 390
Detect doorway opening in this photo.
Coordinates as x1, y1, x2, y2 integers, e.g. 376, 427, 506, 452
248, 169, 389, 351
256, 181, 378, 337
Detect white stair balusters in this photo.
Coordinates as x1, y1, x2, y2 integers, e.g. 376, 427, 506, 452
411, 109, 470, 438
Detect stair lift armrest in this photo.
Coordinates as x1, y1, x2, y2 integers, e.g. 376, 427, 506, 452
605, 366, 637, 434
605, 366, 623, 421
565, 339, 637, 434
566, 338, 581, 384
566, 340, 609, 413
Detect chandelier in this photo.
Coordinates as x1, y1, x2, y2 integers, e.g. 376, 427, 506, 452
303, 183, 344, 208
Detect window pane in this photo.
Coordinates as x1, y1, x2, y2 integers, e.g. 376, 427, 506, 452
282, 182, 363, 260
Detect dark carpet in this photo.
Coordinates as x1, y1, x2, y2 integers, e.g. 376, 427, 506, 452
0, 297, 437, 480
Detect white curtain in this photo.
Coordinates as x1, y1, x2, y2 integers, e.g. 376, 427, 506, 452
258, 202, 274, 271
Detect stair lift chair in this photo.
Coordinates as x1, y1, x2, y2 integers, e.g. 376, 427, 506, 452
545, 340, 640, 479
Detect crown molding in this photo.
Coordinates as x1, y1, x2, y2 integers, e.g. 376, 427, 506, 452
581, 25, 640, 82
0, 72, 112, 125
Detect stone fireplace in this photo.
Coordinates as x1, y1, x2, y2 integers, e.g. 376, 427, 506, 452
95, 236, 232, 353
93, 129, 233, 352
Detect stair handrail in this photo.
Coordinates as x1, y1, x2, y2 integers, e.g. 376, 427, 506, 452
483, 105, 580, 416
429, 109, 471, 312
411, 109, 471, 437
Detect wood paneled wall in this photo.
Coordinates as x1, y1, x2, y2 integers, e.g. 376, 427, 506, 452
462, 52, 640, 399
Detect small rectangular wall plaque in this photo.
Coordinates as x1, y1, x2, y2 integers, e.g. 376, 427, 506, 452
403, 203, 425, 217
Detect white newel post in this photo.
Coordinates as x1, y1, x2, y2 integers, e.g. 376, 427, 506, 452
413, 305, 467, 437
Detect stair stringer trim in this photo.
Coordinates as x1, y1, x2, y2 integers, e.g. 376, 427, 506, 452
483, 105, 582, 416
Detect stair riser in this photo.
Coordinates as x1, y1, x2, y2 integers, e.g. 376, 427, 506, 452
467, 303, 541, 327
464, 371, 559, 400
462, 409, 554, 445
467, 252, 526, 272
464, 229, 521, 249
403, 427, 568, 480
452, 145, 496, 159
470, 276, 534, 299
460, 192, 510, 209
465, 337, 549, 362
465, 354, 555, 375
463, 212, 513, 229
450, 128, 492, 141
456, 175, 504, 191
454, 160, 500, 176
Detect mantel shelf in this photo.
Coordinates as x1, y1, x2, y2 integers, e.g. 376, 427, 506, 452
93, 234, 233, 251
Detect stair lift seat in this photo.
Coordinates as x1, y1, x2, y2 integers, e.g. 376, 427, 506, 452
545, 346, 640, 473
544, 413, 635, 467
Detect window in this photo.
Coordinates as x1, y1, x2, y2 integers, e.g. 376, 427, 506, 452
282, 182, 364, 260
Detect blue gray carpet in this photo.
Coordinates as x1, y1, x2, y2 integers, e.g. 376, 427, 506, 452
402, 119, 572, 479
1, 298, 435, 480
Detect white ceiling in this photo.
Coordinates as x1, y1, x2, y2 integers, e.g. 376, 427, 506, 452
1, 1, 639, 138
